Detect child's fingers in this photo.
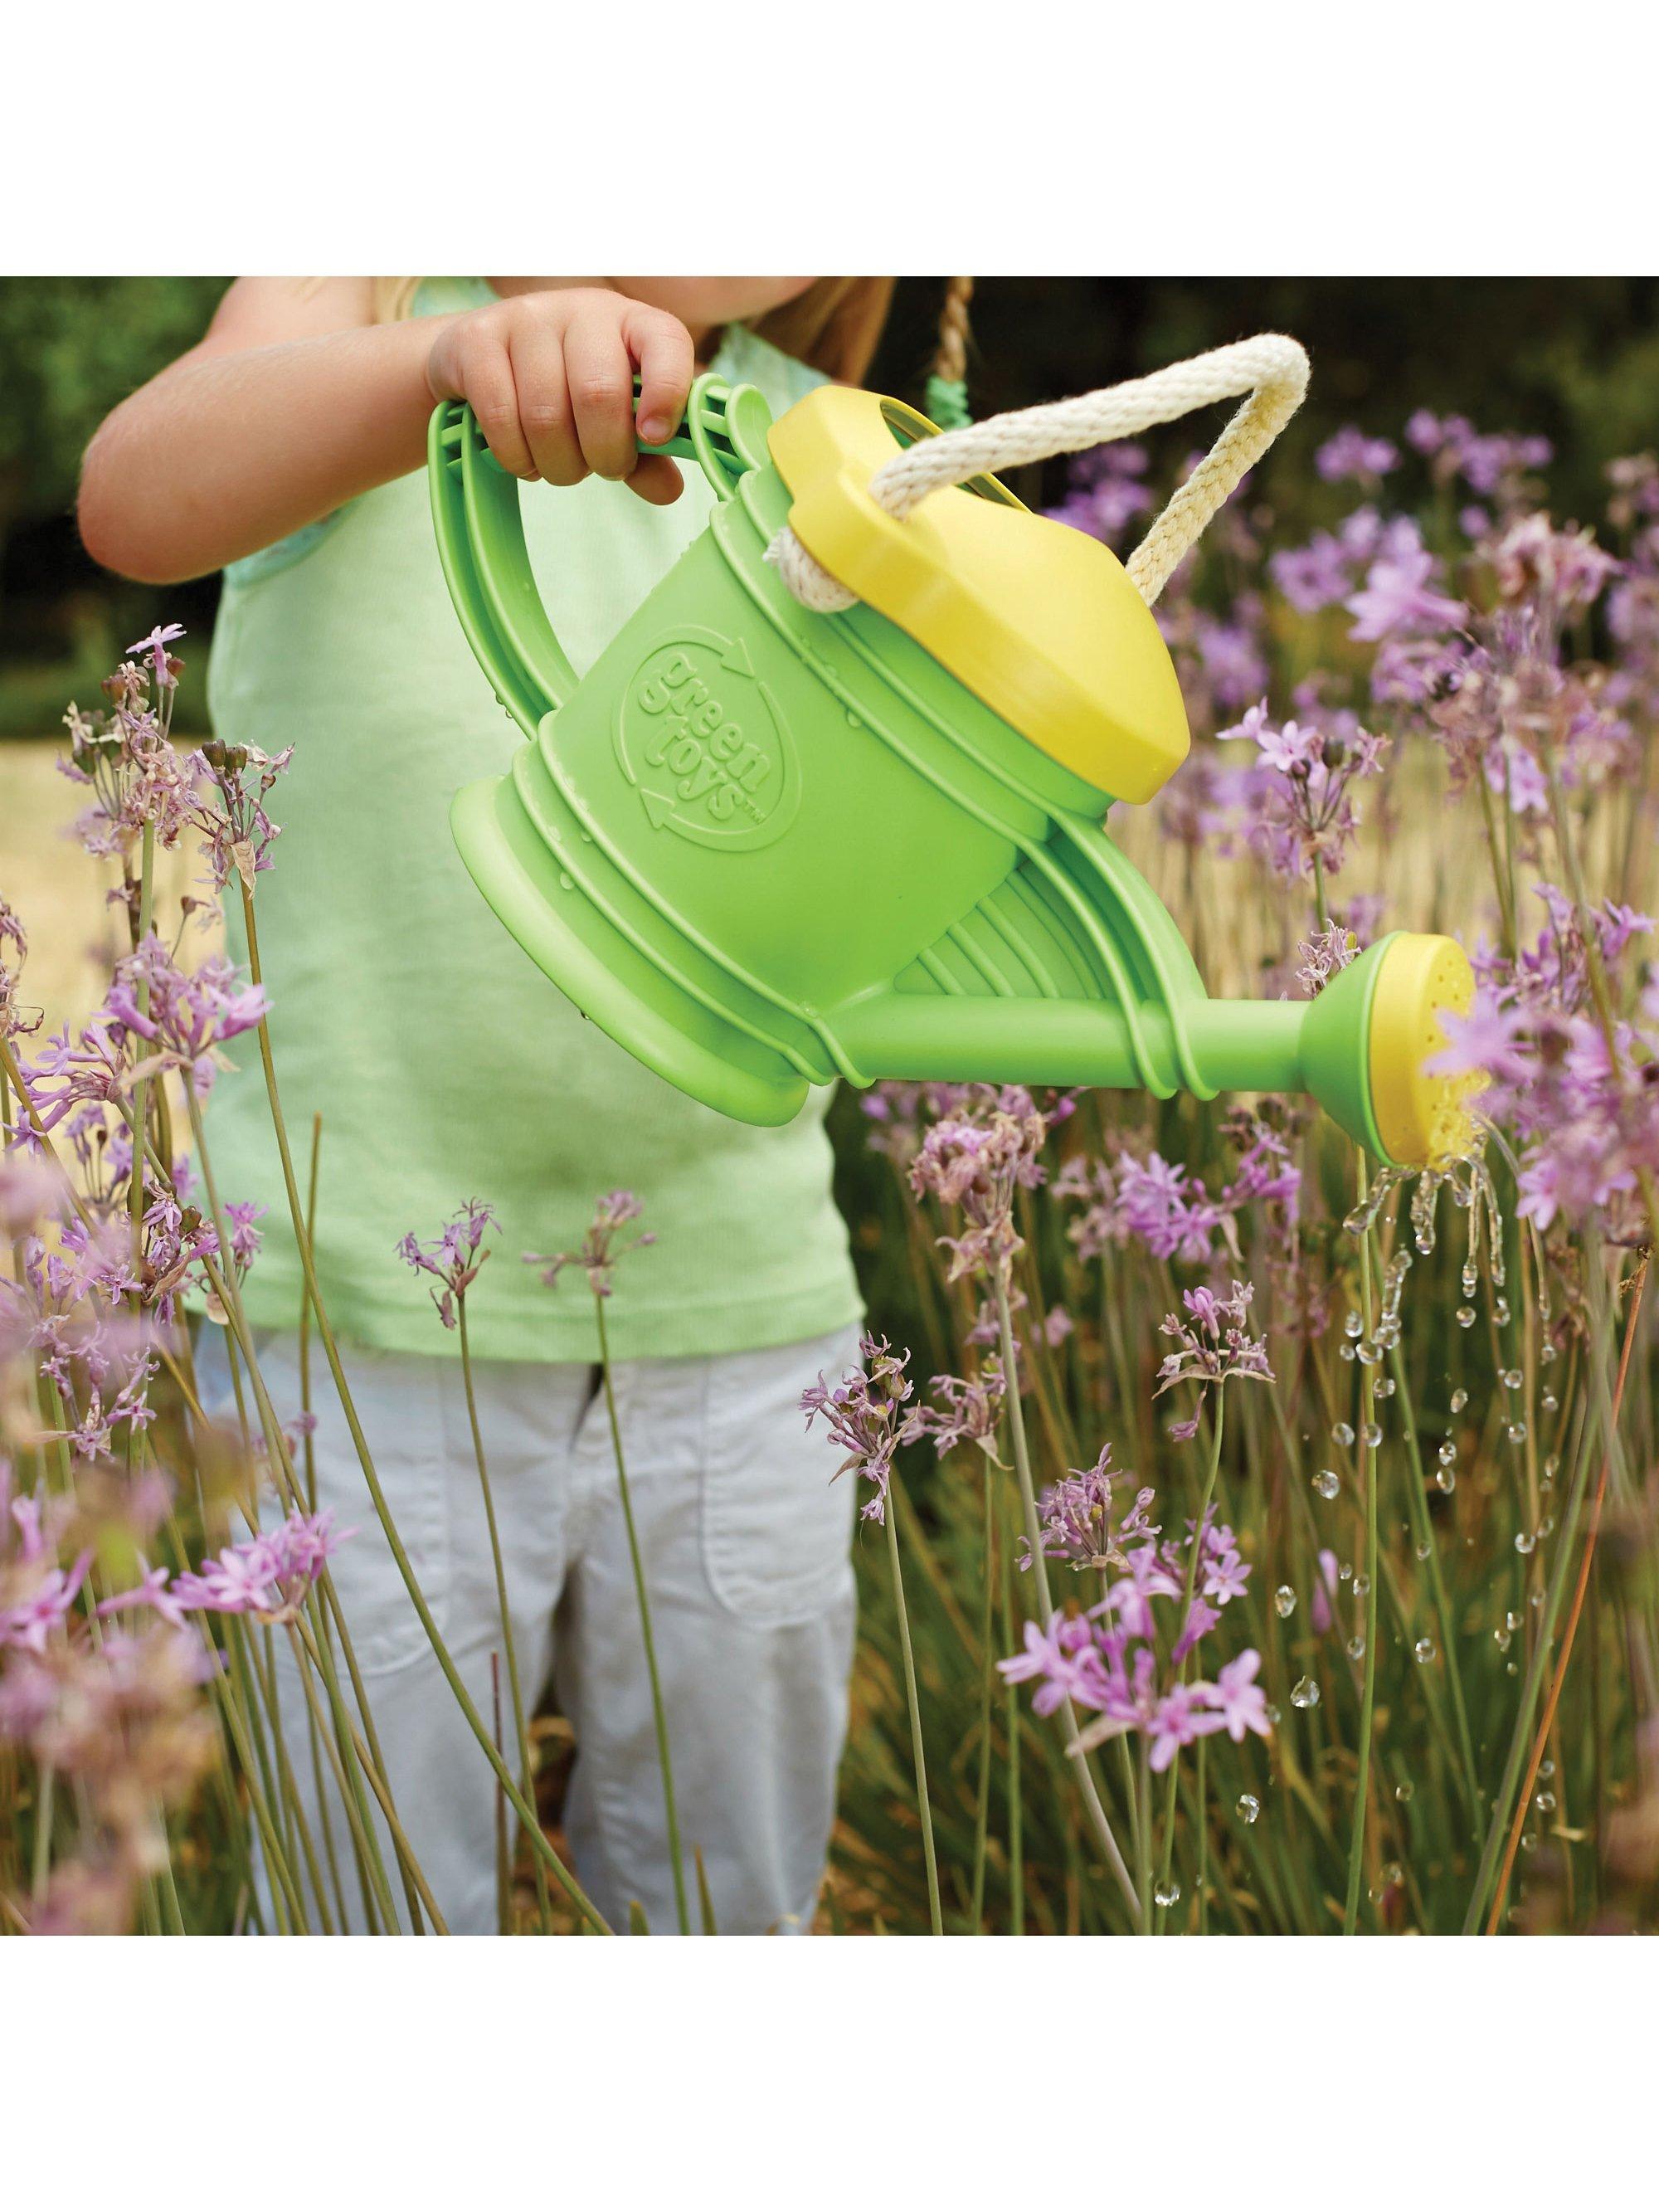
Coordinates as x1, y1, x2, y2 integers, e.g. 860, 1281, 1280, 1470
625, 452, 684, 506
562, 314, 639, 483
506, 323, 584, 487
450, 339, 537, 480
629, 309, 696, 450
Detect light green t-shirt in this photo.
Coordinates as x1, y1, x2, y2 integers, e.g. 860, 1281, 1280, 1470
204, 280, 861, 1364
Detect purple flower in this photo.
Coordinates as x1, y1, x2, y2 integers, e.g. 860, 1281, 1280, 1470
1200, 1649, 1272, 1742
801, 1334, 913, 1525
128, 623, 187, 688
124, 1508, 350, 1627
908, 1089, 1048, 1284
525, 1190, 655, 1300
905, 1359, 1006, 1460
1147, 1682, 1224, 1771
1027, 1443, 1158, 1574
1316, 428, 1399, 485
998, 1611, 1108, 1718
1346, 531, 1465, 644
398, 1197, 497, 1328
1156, 1279, 1273, 1434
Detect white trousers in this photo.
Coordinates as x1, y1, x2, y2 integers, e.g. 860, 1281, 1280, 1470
197, 1322, 861, 1936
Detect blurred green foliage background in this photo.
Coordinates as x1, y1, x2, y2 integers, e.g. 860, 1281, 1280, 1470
2, 276, 1657, 735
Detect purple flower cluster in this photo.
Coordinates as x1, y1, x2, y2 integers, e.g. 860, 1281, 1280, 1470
1431, 885, 1658, 1235
103, 1508, 349, 1629
1000, 1494, 1268, 1771
1054, 1126, 1299, 1272
18, 933, 267, 1134
1155, 1281, 1274, 1440
907, 1087, 1049, 1284
525, 1189, 656, 1300
1218, 699, 1390, 883
800, 1333, 914, 1525
1027, 1441, 1158, 1574
397, 1198, 497, 1328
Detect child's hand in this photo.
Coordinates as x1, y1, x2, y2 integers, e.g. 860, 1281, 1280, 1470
425, 288, 696, 505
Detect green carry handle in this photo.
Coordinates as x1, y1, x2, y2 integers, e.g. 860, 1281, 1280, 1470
427, 373, 1477, 1166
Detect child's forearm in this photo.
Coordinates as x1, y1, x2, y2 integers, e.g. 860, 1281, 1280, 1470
78, 315, 457, 584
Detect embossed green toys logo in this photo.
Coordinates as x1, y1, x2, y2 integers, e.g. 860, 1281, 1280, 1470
616, 631, 800, 850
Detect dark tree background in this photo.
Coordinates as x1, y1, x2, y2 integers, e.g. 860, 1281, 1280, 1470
3, 276, 1656, 733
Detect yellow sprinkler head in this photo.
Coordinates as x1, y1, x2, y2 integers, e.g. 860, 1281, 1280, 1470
1367, 933, 1482, 1167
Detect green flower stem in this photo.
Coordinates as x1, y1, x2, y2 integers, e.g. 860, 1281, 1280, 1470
968, 1459, 995, 1932
178, 1095, 416, 1930
1343, 1160, 1382, 1936
1379, 1304, 1480, 1826
287, 1616, 451, 1935
1463, 1254, 1625, 1932
995, 1272, 1137, 1919
883, 1490, 943, 1934
593, 1295, 690, 1936
999, 1523, 1024, 1935
127, 816, 155, 1253
233, 892, 613, 1934
459, 1294, 553, 1934
1156, 1386, 1226, 1932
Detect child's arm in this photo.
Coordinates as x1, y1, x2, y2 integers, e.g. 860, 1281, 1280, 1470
79, 278, 698, 584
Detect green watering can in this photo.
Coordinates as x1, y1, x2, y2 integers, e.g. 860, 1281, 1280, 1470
427, 341, 1476, 1167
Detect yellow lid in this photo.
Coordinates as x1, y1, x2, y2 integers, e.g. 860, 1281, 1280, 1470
1370, 933, 1481, 1167
769, 385, 1190, 803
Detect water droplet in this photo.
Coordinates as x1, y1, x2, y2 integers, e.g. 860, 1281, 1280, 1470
1154, 1879, 1181, 1908
1379, 1860, 1404, 1890
1494, 1626, 1511, 1652
1340, 1342, 1356, 1362
1332, 1421, 1355, 1449
1345, 1310, 1363, 1339
1515, 1531, 1535, 1556
1507, 1420, 1528, 1444
1414, 1637, 1437, 1665
1438, 1440, 1457, 1465
1436, 1467, 1457, 1493
1450, 1388, 1468, 1413
1506, 1610, 1524, 1632
1339, 1562, 1354, 1583
1542, 1392, 1559, 1412
1274, 1586, 1297, 1619
1290, 1676, 1321, 1709
1375, 1376, 1396, 1399
1313, 1469, 1340, 1501
1535, 1790, 1556, 1815
557, 872, 574, 891
1539, 1758, 1554, 1780
1501, 1368, 1523, 1391
1415, 1540, 1433, 1561
1462, 1263, 1479, 1295
1347, 1635, 1366, 1661
1362, 1421, 1383, 1449
1394, 1778, 1414, 1803
1541, 1339, 1559, 1364
1494, 1297, 1511, 1326
1353, 1573, 1371, 1597
1236, 1792, 1261, 1825
1266, 1703, 1282, 1725
1456, 1305, 1477, 1328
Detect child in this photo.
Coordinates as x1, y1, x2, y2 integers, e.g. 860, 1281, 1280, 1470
80, 277, 897, 1934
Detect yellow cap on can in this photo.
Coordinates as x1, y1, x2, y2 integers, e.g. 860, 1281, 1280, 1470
769, 385, 1191, 805
1369, 933, 1481, 1167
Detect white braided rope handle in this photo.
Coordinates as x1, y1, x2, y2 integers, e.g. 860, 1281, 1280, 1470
766, 332, 1311, 614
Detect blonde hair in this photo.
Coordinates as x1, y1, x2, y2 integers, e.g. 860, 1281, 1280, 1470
371, 276, 895, 385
